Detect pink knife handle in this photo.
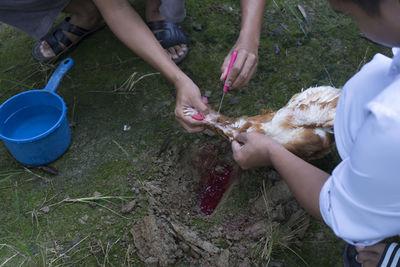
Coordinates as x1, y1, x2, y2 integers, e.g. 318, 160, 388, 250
223, 50, 238, 93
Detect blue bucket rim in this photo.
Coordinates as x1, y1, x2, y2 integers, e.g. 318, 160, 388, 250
0, 90, 67, 144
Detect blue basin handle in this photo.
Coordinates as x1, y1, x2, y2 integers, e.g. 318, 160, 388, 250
43, 58, 74, 94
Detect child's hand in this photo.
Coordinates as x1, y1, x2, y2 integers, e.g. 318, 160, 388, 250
220, 40, 259, 90
231, 132, 277, 169
174, 78, 208, 133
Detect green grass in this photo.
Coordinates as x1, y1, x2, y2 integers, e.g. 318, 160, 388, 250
0, 0, 390, 265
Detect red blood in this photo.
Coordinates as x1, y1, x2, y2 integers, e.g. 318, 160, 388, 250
198, 163, 233, 215
192, 113, 205, 121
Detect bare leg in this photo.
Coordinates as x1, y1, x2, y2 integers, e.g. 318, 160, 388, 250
145, 0, 187, 61
356, 243, 386, 267
40, 0, 102, 58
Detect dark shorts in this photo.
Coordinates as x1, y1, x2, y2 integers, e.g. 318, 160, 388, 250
0, 0, 70, 39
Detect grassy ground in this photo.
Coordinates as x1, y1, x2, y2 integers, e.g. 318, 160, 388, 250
0, 0, 390, 266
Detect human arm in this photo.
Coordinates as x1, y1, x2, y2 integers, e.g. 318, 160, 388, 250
231, 132, 330, 220
220, 0, 266, 89
92, 0, 207, 132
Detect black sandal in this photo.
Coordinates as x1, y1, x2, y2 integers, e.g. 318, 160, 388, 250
32, 17, 105, 63
147, 20, 189, 64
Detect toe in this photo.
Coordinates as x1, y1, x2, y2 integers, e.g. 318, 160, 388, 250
174, 45, 184, 56
181, 43, 188, 51
168, 47, 178, 59
40, 41, 56, 58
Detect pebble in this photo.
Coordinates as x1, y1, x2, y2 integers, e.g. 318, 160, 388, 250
121, 200, 137, 214
229, 97, 240, 105
274, 43, 280, 54
40, 206, 50, 214
193, 23, 202, 31
204, 90, 212, 97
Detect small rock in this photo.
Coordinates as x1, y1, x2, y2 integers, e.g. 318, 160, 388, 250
174, 248, 183, 258
244, 220, 268, 239
269, 261, 284, 267
40, 206, 50, 214
145, 182, 162, 195
204, 90, 212, 97
274, 44, 280, 54
144, 257, 158, 266
180, 242, 190, 252
216, 249, 230, 267
250, 197, 267, 215
271, 204, 286, 221
238, 257, 251, 267
238, 258, 251, 267
81, 214, 89, 222
93, 191, 102, 197
232, 231, 242, 241
229, 97, 240, 105
315, 232, 325, 241
225, 234, 234, 240
121, 200, 137, 214
193, 23, 202, 31
190, 249, 200, 259
234, 244, 247, 259
268, 181, 292, 204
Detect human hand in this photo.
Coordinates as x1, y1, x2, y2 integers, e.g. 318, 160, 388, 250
174, 78, 209, 133
220, 39, 259, 90
231, 132, 277, 169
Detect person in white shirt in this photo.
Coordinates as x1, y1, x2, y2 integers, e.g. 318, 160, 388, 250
231, 0, 400, 266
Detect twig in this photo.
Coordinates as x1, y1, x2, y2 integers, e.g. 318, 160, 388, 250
0, 69, 41, 99
50, 236, 89, 264
323, 65, 334, 87
114, 72, 160, 92
112, 139, 130, 158
84, 57, 140, 71
0, 253, 18, 267
357, 46, 370, 72
46, 195, 135, 219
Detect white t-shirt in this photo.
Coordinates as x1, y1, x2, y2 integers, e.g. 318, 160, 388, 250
319, 47, 400, 246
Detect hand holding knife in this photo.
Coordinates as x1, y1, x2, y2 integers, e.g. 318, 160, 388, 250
191, 50, 238, 121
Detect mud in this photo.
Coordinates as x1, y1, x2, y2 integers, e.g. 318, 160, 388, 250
128, 139, 307, 265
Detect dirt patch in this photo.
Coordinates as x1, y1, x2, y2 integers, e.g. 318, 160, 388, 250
128, 138, 308, 265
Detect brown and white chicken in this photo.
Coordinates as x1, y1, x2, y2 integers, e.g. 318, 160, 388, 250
184, 86, 341, 160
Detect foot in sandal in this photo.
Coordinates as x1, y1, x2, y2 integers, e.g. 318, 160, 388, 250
145, 0, 188, 64
32, 0, 103, 63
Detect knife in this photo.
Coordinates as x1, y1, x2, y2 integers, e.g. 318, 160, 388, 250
217, 50, 238, 113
